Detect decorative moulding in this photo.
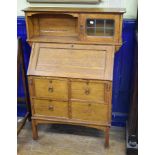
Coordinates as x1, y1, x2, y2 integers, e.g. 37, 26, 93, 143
27, 0, 100, 4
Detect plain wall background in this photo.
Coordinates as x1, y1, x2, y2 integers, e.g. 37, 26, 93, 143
17, 0, 137, 19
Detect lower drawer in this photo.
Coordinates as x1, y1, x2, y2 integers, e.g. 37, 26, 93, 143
71, 101, 109, 124
33, 98, 68, 118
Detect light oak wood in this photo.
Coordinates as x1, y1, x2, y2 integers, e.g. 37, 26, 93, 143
33, 98, 69, 118
28, 76, 112, 126
25, 7, 125, 148
32, 116, 110, 127
105, 127, 110, 147
32, 119, 38, 140
27, 0, 100, 3
23, 7, 126, 14
34, 77, 68, 100
71, 80, 105, 102
38, 14, 78, 37
24, 7, 125, 46
71, 101, 109, 123
28, 43, 115, 81
27, 36, 123, 47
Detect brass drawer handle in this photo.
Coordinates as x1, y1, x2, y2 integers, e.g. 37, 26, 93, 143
49, 80, 53, 83
85, 88, 90, 95
48, 87, 53, 93
48, 105, 54, 111
88, 103, 91, 107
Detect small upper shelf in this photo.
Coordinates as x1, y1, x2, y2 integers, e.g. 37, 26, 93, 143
24, 7, 125, 46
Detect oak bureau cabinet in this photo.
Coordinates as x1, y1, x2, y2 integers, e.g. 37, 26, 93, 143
24, 7, 125, 147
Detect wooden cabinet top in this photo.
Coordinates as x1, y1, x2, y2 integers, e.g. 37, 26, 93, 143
23, 7, 125, 14
24, 7, 125, 49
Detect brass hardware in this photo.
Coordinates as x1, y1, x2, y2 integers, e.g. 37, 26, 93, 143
85, 88, 90, 95
49, 80, 52, 83
48, 105, 54, 111
71, 44, 74, 48
86, 80, 89, 85
48, 87, 53, 92
88, 103, 91, 107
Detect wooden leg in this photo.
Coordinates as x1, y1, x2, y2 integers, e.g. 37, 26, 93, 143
104, 127, 110, 148
32, 120, 38, 140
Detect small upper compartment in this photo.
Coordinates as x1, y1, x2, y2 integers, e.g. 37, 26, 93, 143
38, 14, 78, 37
26, 13, 79, 42
24, 7, 125, 45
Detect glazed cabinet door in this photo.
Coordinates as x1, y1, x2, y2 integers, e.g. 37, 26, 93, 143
80, 14, 122, 44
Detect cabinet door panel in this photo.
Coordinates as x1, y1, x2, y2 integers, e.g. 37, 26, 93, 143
80, 14, 121, 43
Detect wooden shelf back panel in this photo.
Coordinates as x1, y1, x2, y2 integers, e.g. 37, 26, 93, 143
28, 14, 79, 38
39, 14, 78, 37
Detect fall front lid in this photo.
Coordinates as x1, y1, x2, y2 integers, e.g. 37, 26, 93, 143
28, 43, 115, 80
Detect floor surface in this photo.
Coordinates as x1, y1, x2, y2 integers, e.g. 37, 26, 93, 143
17, 121, 126, 155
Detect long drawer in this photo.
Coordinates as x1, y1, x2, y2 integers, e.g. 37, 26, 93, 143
71, 101, 109, 124
34, 78, 68, 100
33, 98, 68, 118
29, 77, 111, 103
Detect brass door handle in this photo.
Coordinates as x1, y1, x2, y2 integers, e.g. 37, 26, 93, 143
48, 87, 53, 93
48, 105, 54, 111
88, 103, 91, 107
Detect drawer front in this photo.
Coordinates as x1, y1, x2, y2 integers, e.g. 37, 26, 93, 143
71, 80, 105, 102
33, 99, 68, 118
71, 101, 109, 123
34, 78, 68, 100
